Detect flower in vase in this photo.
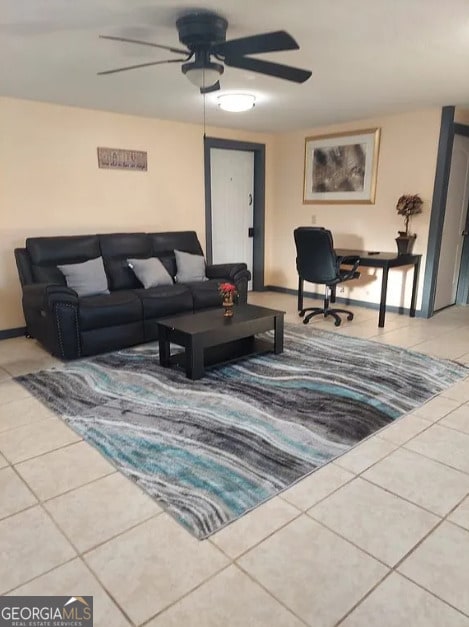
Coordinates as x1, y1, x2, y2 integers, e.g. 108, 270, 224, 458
218, 282, 238, 302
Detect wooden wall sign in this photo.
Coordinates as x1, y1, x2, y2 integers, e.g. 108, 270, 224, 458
97, 147, 148, 171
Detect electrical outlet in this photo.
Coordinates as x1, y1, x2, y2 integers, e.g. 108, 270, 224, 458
311, 214, 316, 225
339, 287, 345, 293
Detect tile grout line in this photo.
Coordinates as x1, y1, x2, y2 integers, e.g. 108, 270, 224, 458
39, 468, 117, 503
358, 474, 469, 519
0, 436, 84, 466
278, 468, 356, 512
1, 557, 78, 597
356, 474, 447, 516
233, 562, 312, 627
401, 442, 469, 477
332, 570, 395, 627
208, 509, 304, 562
432, 421, 469, 438
3, 507, 163, 625
0, 469, 118, 525
0, 462, 40, 522
135, 564, 238, 627
331, 489, 469, 625
75, 557, 137, 627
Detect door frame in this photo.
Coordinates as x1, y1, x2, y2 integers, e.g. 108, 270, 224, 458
454, 127, 469, 304
204, 137, 266, 290
420, 107, 469, 315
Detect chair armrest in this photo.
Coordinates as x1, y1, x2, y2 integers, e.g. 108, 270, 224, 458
337, 256, 361, 281
22, 283, 78, 312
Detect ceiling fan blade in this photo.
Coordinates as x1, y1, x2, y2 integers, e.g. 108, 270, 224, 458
224, 56, 312, 83
99, 35, 189, 56
98, 58, 187, 76
213, 31, 298, 57
200, 81, 221, 95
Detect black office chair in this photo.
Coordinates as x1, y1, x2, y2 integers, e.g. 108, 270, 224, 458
294, 227, 360, 326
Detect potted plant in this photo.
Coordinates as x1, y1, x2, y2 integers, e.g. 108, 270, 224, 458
395, 194, 423, 255
218, 282, 238, 317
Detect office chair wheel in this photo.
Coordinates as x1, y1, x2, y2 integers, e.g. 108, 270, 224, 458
299, 310, 305, 318
334, 319, 342, 327
347, 313, 354, 321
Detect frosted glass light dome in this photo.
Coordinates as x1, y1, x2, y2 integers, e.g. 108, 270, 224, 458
217, 93, 256, 112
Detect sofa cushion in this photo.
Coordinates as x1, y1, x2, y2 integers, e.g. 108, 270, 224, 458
99, 233, 152, 291
134, 285, 193, 319
78, 291, 142, 331
58, 257, 110, 297
127, 257, 173, 289
186, 280, 223, 310
174, 250, 207, 283
148, 231, 204, 281
27, 235, 101, 285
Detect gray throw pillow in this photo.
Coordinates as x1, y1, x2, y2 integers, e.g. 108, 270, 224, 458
174, 249, 208, 283
127, 257, 173, 289
57, 257, 109, 297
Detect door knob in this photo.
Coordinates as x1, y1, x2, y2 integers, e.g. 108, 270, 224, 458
462, 231, 469, 236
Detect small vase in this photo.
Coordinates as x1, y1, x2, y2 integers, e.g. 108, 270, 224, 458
395, 234, 417, 255
223, 295, 234, 318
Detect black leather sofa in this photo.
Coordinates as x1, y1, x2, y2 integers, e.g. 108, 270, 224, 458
14, 231, 251, 359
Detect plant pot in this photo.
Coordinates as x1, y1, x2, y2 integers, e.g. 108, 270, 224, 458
395, 234, 417, 255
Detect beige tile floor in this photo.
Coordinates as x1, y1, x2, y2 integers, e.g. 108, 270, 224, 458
1, 291, 469, 626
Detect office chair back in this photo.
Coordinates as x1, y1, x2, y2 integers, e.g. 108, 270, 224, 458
294, 227, 339, 284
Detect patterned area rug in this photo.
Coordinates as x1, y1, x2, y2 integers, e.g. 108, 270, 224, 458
17, 325, 467, 539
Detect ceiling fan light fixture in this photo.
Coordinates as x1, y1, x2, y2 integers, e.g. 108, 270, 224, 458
182, 59, 224, 88
217, 93, 256, 112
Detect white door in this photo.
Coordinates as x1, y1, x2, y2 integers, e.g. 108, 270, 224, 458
210, 148, 254, 289
434, 135, 469, 311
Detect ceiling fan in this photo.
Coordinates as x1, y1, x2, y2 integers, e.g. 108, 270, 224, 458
98, 11, 312, 94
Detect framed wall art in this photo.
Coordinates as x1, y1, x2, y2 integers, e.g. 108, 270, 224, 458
97, 147, 147, 171
303, 128, 381, 204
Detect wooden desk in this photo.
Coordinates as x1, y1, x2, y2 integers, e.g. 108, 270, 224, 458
334, 250, 422, 327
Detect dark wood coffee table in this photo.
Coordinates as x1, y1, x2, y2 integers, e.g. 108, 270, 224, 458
157, 304, 285, 380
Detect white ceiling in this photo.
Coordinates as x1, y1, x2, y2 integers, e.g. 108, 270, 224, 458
1, 0, 469, 132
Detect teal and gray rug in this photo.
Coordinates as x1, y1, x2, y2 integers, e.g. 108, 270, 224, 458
17, 325, 467, 539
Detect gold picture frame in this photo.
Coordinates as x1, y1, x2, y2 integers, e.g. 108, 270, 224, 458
303, 128, 381, 204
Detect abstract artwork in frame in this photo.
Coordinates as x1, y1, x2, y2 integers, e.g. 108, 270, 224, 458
303, 128, 381, 204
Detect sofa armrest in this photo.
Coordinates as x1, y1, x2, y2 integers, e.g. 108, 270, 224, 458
22, 284, 81, 359
206, 263, 251, 304
206, 263, 250, 281
22, 283, 78, 312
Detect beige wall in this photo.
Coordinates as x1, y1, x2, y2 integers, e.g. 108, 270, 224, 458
0, 97, 274, 329
455, 108, 469, 125
267, 109, 442, 308
0, 98, 443, 331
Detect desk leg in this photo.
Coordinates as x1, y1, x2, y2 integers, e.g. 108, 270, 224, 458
186, 340, 204, 380
410, 258, 421, 318
158, 328, 171, 367
274, 315, 284, 354
297, 277, 304, 311
378, 267, 389, 328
